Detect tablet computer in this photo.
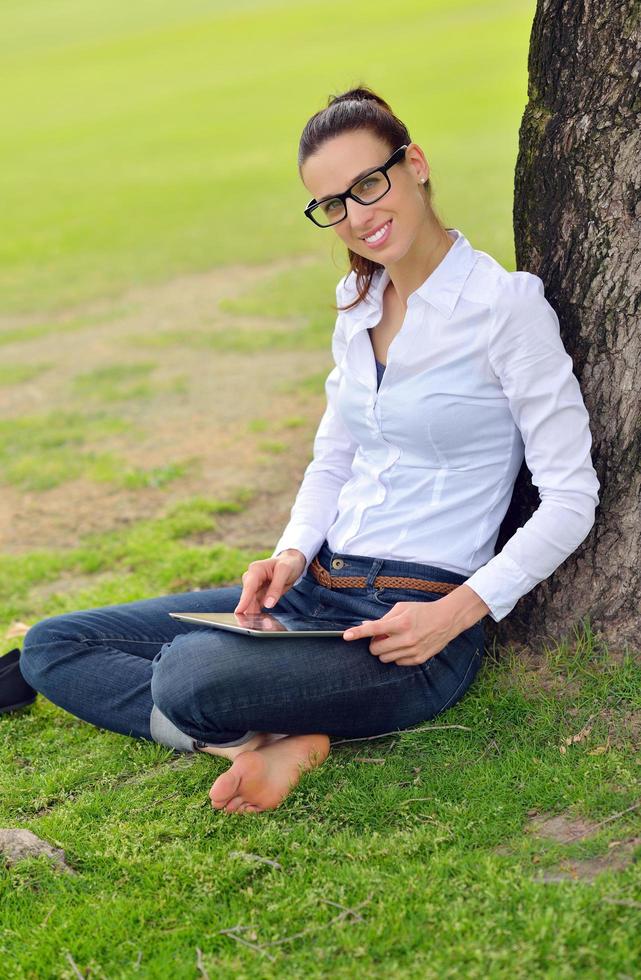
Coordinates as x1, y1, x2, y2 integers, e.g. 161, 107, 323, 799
168, 611, 352, 637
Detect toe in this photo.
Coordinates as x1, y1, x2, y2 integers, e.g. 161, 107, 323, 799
224, 795, 246, 813
210, 767, 241, 805
237, 801, 260, 814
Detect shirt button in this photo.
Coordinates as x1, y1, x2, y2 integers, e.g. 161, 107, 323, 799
331, 558, 344, 570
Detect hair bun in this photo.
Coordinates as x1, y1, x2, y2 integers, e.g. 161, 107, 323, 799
327, 86, 392, 112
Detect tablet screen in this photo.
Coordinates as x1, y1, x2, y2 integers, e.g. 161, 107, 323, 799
169, 611, 355, 637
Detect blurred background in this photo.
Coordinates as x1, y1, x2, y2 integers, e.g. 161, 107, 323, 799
3, 0, 534, 311
1, 0, 535, 633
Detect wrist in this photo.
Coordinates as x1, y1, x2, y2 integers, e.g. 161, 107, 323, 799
441, 584, 490, 632
276, 548, 306, 567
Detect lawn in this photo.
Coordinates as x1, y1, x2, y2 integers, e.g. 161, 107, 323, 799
2, 1, 640, 977
3, 0, 529, 314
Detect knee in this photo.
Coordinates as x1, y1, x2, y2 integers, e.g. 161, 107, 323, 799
19, 612, 83, 691
150, 631, 241, 732
150, 633, 202, 729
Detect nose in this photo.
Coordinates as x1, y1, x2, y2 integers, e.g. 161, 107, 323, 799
344, 197, 377, 236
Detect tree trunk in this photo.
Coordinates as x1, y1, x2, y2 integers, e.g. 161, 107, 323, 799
487, 0, 641, 657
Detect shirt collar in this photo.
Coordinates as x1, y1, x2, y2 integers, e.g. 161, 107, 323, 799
342, 228, 478, 334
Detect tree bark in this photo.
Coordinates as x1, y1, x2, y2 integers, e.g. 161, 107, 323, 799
487, 0, 641, 657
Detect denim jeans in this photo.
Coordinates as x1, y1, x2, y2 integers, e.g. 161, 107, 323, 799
20, 540, 486, 751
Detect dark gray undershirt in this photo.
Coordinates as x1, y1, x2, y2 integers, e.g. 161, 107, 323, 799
375, 357, 386, 390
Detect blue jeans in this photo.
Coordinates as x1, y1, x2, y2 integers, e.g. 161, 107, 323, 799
20, 541, 486, 750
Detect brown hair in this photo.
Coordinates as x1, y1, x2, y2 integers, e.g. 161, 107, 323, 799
298, 85, 448, 312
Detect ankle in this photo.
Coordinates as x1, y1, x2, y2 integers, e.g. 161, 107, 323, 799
197, 731, 269, 760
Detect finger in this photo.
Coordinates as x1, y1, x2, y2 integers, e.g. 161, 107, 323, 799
238, 594, 266, 616
369, 635, 415, 657
369, 636, 389, 657
234, 594, 249, 614
343, 615, 403, 641
234, 569, 265, 613
235, 591, 259, 614
261, 563, 293, 609
252, 585, 271, 611
234, 584, 254, 614
378, 649, 416, 663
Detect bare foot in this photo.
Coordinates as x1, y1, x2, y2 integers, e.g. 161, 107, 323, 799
197, 731, 271, 761
209, 733, 330, 813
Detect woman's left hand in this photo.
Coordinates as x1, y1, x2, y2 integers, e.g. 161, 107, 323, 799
342, 599, 462, 666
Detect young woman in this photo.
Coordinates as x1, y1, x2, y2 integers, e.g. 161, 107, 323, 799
18, 87, 600, 814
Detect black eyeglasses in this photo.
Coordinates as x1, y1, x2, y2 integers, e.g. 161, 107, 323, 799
304, 145, 408, 228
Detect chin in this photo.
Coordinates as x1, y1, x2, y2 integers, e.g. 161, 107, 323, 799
353, 243, 396, 261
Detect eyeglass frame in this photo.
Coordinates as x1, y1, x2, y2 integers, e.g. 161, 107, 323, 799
303, 144, 409, 228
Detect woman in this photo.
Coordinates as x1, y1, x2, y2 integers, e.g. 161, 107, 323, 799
18, 86, 600, 814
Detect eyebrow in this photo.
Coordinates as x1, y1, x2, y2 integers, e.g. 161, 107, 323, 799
315, 163, 380, 205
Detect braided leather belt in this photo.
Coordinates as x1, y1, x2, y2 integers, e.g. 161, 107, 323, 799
309, 555, 460, 596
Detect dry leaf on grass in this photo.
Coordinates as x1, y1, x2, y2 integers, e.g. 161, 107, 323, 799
5, 621, 31, 640
588, 737, 611, 756
559, 716, 595, 753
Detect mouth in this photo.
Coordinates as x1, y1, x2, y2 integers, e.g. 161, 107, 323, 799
360, 219, 392, 248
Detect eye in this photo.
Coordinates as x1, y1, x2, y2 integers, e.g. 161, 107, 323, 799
322, 199, 342, 215
353, 172, 386, 200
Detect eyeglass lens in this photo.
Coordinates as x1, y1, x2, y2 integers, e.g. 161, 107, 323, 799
313, 170, 389, 226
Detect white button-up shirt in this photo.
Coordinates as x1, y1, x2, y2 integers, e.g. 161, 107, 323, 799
271, 227, 600, 622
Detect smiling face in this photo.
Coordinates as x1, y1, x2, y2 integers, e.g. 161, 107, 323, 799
300, 129, 430, 263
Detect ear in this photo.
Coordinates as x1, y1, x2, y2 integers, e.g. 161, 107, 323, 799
405, 141, 430, 183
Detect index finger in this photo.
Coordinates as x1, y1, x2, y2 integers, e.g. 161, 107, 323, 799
343, 616, 400, 641
234, 570, 264, 613
261, 562, 293, 609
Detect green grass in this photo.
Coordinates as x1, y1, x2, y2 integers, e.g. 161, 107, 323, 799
71, 363, 156, 400
218, 260, 339, 324
129, 324, 332, 353
0, 412, 132, 490
1, 626, 640, 977
71, 364, 189, 404
0, 492, 258, 630
0, 411, 196, 492
0, 309, 129, 346
258, 440, 286, 454
0, 0, 533, 314
128, 268, 339, 355
118, 459, 197, 489
0, 363, 51, 386
278, 371, 332, 398
82, 453, 198, 490
0, 501, 639, 977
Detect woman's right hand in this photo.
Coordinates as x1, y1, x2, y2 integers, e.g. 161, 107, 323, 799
233, 549, 307, 615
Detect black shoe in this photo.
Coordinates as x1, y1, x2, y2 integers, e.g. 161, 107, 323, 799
0, 648, 37, 715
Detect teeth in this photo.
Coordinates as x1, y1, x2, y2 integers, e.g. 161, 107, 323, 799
364, 221, 390, 243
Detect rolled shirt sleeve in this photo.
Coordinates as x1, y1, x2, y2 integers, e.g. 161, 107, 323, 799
463, 273, 600, 622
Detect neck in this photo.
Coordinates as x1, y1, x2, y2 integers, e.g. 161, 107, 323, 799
385, 215, 454, 309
